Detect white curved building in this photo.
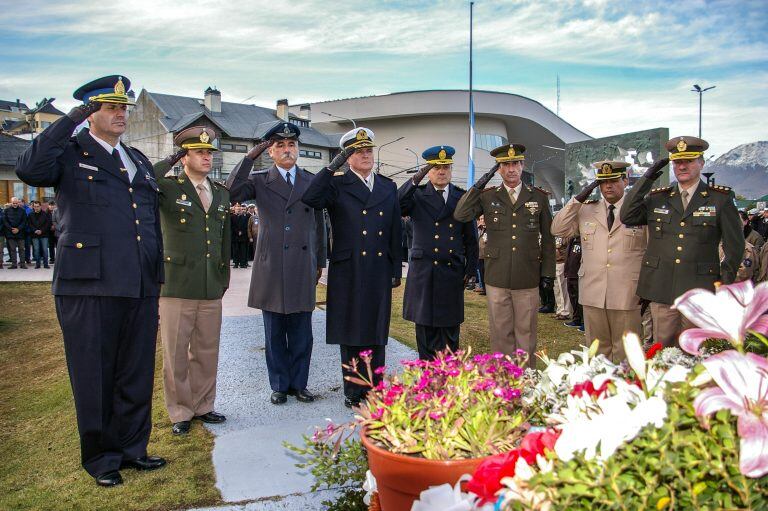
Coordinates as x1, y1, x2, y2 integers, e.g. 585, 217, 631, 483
307, 90, 591, 199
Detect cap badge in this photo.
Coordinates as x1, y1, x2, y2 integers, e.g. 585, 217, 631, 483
438, 149, 447, 160
601, 163, 612, 173
508, 147, 516, 157
114, 77, 126, 95
282, 124, 291, 136
677, 139, 687, 152
199, 130, 210, 144
356, 129, 368, 141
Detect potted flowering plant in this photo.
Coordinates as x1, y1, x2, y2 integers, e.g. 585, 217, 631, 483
339, 348, 533, 510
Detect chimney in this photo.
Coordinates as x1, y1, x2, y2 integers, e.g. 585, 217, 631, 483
276, 98, 288, 121
299, 104, 311, 121
204, 87, 221, 113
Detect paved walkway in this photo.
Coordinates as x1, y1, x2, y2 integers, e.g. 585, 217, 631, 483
192, 267, 416, 510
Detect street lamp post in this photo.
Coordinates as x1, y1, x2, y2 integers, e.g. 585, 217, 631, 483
376, 136, 405, 173
321, 111, 357, 128
405, 148, 419, 172
691, 84, 716, 138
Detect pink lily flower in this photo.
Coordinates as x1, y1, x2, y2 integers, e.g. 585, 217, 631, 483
672, 281, 768, 355
694, 350, 768, 478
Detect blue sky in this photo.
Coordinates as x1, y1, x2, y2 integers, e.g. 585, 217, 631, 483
1, 0, 766, 157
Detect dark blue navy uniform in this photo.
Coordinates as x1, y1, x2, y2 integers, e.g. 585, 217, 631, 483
15, 95, 162, 478
399, 179, 478, 358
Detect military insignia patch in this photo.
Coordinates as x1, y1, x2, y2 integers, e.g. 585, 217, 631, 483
601, 163, 612, 173
114, 77, 126, 95
438, 149, 447, 160
176, 199, 192, 206
199, 130, 210, 144
356, 129, 368, 141
677, 139, 687, 152
508, 147, 516, 158
525, 201, 539, 214
181, 194, 187, 200
282, 124, 291, 136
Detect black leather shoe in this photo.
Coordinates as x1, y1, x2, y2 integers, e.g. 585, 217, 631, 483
270, 391, 287, 404
120, 455, 167, 471
538, 306, 555, 313
194, 411, 227, 423
172, 421, 191, 435
95, 470, 123, 487
288, 389, 316, 403
344, 397, 360, 409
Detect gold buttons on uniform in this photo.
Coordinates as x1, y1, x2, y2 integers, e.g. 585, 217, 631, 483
205, 214, 209, 219
675, 259, 681, 264
434, 248, 439, 252
656, 218, 660, 222
205, 227, 209, 232
378, 231, 383, 236
449, 224, 453, 228
363, 230, 367, 235
449, 249, 453, 253
207, 240, 211, 245
512, 235, 516, 240
379, 211, 383, 216
512, 213, 516, 217
180, 218, 186, 223
435, 222, 439, 226
166, 256, 171, 261
512, 224, 517, 228
135, 220, 140, 225
449, 236, 454, 240
512, 247, 517, 251
76, 242, 83, 249
128, 187, 133, 193
206, 253, 211, 258
678, 234, 684, 239
434, 261, 438, 265
606, 263, 611, 267
377, 252, 382, 257
434, 235, 439, 239
680, 221, 685, 227
136, 235, 141, 241
132, 203, 137, 208
655, 226, 661, 231
87, 175, 93, 181
608, 249, 612, 253
677, 246, 683, 251
180, 208, 185, 212
362, 251, 367, 256
363, 210, 367, 215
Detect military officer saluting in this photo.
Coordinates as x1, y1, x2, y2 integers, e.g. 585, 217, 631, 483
302, 127, 402, 408
153, 127, 231, 435
454, 144, 555, 367
551, 160, 647, 362
16, 75, 166, 486
620, 136, 744, 347
226, 122, 326, 405
398, 145, 478, 359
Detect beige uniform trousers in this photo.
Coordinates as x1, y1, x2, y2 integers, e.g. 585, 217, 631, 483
583, 305, 642, 363
160, 297, 223, 423
554, 262, 571, 316
485, 285, 538, 368
650, 302, 694, 348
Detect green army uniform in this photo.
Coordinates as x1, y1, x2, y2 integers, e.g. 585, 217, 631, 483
154, 126, 231, 431
454, 143, 555, 366
620, 135, 744, 346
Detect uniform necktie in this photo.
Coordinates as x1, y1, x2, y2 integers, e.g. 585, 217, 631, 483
197, 183, 210, 212
509, 188, 517, 205
286, 172, 293, 188
607, 204, 615, 230
681, 190, 690, 210
437, 188, 446, 203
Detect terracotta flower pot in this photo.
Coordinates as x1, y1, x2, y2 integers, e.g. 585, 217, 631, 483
360, 428, 487, 511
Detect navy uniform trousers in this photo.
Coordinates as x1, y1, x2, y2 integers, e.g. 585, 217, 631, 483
55, 295, 158, 477
262, 311, 313, 392
415, 325, 460, 360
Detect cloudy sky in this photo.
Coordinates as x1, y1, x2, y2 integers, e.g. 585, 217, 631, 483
1, 0, 766, 157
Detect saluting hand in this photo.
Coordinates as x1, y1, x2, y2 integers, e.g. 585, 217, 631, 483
165, 148, 188, 168
575, 180, 600, 203
66, 101, 102, 124
473, 164, 500, 190
412, 164, 435, 185
328, 147, 355, 172
643, 157, 670, 180
247, 139, 273, 161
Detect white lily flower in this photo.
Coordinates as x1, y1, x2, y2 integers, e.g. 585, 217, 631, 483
623, 332, 647, 381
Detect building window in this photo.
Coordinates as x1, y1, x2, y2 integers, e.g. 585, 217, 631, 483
13, 182, 25, 199
474, 133, 508, 152
220, 143, 247, 153
291, 118, 309, 127
41, 121, 51, 129
299, 149, 322, 159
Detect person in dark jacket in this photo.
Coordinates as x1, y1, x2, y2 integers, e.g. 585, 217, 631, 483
302, 127, 402, 408
398, 145, 478, 360
28, 200, 52, 268
563, 237, 583, 331
3, 197, 28, 269
230, 204, 250, 268
48, 201, 58, 263
15, 75, 166, 487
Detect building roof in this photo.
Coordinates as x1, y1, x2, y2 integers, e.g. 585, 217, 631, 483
145, 91, 337, 148
0, 99, 29, 112
0, 133, 31, 167
32, 101, 65, 116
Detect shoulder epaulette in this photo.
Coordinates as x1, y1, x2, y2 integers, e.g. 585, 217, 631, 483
482, 186, 500, 193
251, 170, 269, 175
534, 186, 551, 195
582, 199, 599, 204
650, 186, 672, 194
213, 180, 228, 188
709, 184, 732, 195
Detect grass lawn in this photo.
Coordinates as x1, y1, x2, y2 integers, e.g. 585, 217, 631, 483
315, 280, 586, 370
0, 283, 219, 511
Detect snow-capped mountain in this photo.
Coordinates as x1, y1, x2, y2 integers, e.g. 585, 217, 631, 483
705, 141, 768, 199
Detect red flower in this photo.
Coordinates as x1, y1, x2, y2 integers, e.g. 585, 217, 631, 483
519, 428, 561, 463
645, 342, 663, 359
570, 380, 610, 398
466, 450, 521, 504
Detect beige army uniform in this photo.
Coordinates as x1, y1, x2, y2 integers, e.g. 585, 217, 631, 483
720, 241, 759, 283
552, 195, 646, 362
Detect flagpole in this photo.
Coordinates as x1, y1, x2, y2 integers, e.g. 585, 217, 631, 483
467, 1, 476, 186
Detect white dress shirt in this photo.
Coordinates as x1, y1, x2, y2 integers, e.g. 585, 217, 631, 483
89, 132, 138, 182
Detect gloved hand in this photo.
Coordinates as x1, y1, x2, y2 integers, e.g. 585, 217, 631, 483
473, 164, 499, 190
247, 139, 273, 161
412, 164, 435, 185
540, 276, 554, 291
575, 180, 600, 203
67, 101, 102, 124
328, 148, 355, 172
643, 158, 670, 180
162, 148, 188, 168
392, 277, 401, 288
